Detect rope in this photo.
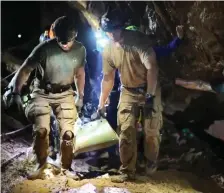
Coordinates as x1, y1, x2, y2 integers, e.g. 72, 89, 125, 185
1, 70, 17, 82
0, 124, 32, 138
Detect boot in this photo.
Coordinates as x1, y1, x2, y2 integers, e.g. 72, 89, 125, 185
60, 138, 79, 180
27, 162, 48, 180
29, 128, 50, 180
145, 160, 157, 176
28, 163, 61, 180
137, 152, 146, 168
111, 172, 135, 183
60, 168, 80, 180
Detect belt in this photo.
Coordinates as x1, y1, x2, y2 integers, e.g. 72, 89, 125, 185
41, 83, 71, 94
122, 85, 147, 94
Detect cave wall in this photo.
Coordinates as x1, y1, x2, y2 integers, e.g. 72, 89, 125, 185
67, 1, 224, 113
75, 1, 224, 80
151, 1, 224, 113
68, 1, 224, 125
2, 1, 224, 120
162, 1, 224, 81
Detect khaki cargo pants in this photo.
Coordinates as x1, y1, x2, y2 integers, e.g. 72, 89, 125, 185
25, 89, 77, 169
117, 87, 163, 175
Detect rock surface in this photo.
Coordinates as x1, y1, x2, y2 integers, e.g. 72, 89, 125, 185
2, 1, 224, 115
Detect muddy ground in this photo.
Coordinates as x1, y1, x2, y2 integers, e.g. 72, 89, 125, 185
1, 120, 224, 193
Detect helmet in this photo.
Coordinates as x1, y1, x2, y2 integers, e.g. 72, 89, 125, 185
100, 9, 126, 32
52, 16, 78, 45
125, 25, 139, 31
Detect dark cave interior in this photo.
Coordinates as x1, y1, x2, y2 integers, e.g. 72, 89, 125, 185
1, 1, 224, 193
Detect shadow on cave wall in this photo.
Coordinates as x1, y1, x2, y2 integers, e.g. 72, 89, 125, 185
165, 92, 224, 158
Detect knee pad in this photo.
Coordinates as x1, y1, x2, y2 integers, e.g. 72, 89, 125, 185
36, 127, 47, 138
63, 131, 74, 140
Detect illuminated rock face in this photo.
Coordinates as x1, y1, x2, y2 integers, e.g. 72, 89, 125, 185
66, 1, 224, 114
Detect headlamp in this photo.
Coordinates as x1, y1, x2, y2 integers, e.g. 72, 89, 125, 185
94, 29, 109, 51
125, 25, 139, 31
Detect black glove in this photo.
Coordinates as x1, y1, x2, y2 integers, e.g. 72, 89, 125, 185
144, 94, 155, 118
91, 106, 107, 120
8, 93, 23, 112
98, 106, 107, 118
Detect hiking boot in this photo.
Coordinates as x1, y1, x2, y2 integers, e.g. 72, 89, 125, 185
28, 162, 61, 180
27, 163, 50, 180
137, 155, 146, 168
145, 160, 157, 176
61, 168, 80, 180
111, 173, 135, 183
49, 150, 57, 160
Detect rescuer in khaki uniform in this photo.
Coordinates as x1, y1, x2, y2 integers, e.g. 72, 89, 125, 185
98, 9, 162, 183
5, 16, 86, 180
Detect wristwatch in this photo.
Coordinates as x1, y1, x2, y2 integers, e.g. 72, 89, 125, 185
145, 93, 154, 99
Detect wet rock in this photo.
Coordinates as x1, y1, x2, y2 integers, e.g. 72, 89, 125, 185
102, 187, 131, 193
178, 139, 187, 146
180, 149, 203, 163
163, 102, 189, 115
211, 174, 224, 189
96, 173, 109, 179
205, 120, 224, 141
59, 183, 98, 193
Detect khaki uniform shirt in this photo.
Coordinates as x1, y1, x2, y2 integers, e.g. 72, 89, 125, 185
102, 30, 155, 88
102, 30, 163, 111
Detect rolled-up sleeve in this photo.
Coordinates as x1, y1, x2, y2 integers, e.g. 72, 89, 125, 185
102, 45, 116, 75
80, 46, 87, 67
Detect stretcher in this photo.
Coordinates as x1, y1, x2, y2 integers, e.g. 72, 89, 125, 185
73, 118, 119, 156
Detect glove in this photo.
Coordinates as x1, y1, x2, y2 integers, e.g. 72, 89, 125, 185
8, 93, 23, 112
91, 106, 107, 120
97, 106, 107, 118
144, 94, 155, 118
75, 96, 83, 111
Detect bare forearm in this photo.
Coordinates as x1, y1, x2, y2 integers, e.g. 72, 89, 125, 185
99, 76, 114, 108
147, 66, 158, 96
75, 72, 85, 98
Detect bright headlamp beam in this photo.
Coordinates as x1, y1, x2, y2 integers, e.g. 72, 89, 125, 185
98, 38, 109, 47
95, 31, 102, 39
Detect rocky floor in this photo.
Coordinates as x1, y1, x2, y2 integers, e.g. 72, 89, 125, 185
11, 171, 223, 193
1, 121, 224, 193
